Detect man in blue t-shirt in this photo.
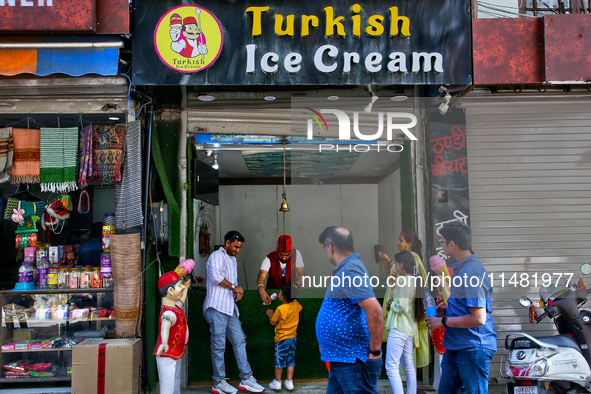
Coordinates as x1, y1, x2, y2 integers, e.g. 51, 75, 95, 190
315, 226, 384, 394
426, 222, 497, 394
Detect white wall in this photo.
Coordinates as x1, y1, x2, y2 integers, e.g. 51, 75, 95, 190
212, 184, 382, 290
377, 171, 402, 280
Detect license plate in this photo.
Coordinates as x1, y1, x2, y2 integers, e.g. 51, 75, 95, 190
515, 386, 538, 394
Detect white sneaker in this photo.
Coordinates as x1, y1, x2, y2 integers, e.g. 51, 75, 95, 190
269, 379, 282, 390
284, 380, 294, 390
238, 376, 265, 392
212, 379, 238, 394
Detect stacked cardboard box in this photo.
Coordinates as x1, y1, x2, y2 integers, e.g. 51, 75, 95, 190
72, 338, 141, 394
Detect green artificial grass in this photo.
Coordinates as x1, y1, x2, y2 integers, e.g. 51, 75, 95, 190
400, 140, 415, 231
186, 289, 388, 383
186, 139, 196, 260
187, 288, 327, 383
151, 120, 181, 257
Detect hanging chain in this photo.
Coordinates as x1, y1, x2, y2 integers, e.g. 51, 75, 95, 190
283, 141, 286, 194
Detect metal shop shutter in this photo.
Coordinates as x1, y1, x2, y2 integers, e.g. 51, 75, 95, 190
461, 89, 591, 381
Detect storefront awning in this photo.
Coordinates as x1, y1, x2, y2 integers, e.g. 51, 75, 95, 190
0, 35, 122, 77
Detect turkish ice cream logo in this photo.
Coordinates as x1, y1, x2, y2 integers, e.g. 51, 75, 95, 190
154, 6, 223, 73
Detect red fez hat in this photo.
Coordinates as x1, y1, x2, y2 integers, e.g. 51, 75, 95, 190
158, 271, 181, 289
183, 16, 197, 25
170, 14, 182, 25
277, 235, 292, 253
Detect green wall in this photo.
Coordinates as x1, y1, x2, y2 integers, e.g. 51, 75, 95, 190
400, 140, 416, 231
187, 289, 326, 382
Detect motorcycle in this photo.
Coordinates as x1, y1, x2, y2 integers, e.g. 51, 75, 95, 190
502, 263, 591, 394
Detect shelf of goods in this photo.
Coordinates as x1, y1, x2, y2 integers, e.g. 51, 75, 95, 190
0, 288, 114, 383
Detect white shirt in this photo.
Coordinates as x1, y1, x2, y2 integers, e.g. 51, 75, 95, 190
203, 247, 239, 317
259, 250, 305, 277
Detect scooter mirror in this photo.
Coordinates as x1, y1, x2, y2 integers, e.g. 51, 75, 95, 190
581, 263, 591, 275
518, 296, 533, 308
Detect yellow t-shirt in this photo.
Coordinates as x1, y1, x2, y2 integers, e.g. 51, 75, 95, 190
271, 300, 303, 342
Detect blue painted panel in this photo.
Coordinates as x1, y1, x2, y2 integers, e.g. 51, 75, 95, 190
36, 47, 119, 76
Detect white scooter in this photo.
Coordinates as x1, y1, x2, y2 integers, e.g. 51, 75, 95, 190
502, 263, 591, 394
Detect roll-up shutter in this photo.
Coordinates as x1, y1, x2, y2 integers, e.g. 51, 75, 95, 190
461, 89, 591, 380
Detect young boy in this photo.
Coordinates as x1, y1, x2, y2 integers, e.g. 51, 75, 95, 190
154, 271, 191, 394
265, 283, 303, 391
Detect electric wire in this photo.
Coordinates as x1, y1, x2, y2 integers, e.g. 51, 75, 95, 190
477, 2, 538, 16
120, 73, 153, 118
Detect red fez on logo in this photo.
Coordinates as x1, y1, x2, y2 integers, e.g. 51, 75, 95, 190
277, 235, 292, 253
183, 16, 197, 25
158, 271, 181, 289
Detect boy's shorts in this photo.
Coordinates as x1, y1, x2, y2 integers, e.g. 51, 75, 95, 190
274, 337, 297, 368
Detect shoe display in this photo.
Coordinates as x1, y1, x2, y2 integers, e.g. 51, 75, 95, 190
284, 380, 294, 390
238, 376, 265, 392
212, 379, 238, 394
269, 379, 282, 390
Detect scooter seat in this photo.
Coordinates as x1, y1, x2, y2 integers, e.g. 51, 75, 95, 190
510, 335, 581, 353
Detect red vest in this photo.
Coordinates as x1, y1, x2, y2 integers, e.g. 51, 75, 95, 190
266, 249, 296, 289
153, 305, 188, 360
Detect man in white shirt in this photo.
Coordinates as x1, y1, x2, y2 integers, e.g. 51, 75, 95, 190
257, 235, 305, 305
203, 231, 264, 394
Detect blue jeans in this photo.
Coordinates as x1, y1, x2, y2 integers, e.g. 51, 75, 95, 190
274, 337, 297, 368
204, 307, 253, 384
327, 358, 382, 394
438, 347, 495, 394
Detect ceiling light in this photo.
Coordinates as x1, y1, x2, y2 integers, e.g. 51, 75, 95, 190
364, 95, 379, 114
327, 96, 339, 100
391, 96, 408, 101
108, 116, 120, 121
197, 95, 215, 101
439, 102, 450, 115
264, 96, 276, 101
212, 155, 219, 170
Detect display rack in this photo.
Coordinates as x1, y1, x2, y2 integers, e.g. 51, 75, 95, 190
0, 288, 114, 384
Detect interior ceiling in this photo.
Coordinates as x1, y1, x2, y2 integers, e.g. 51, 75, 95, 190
197, 140, 401, 181
191, 86, 414, 181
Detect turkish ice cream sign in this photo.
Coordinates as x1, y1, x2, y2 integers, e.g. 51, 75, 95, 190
138, 0, 471, 85
154, 6, 223, 73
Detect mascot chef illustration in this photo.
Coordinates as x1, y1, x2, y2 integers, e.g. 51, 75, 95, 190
170, 11, 208, 58
154, 270, 191, 394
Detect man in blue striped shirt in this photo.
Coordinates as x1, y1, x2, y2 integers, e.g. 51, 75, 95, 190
204, 231, 264, 394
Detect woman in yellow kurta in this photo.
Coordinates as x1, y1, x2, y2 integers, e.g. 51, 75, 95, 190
378, 230, 429, 370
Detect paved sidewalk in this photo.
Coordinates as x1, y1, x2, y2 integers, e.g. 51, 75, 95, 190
179, 382, 508, 394
180, 381, 432, 394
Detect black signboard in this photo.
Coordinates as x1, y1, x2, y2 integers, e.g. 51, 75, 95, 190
427, 108, 470, 259
133, 0, 471, 85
